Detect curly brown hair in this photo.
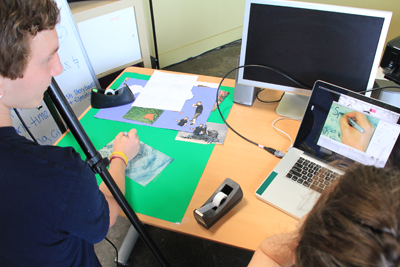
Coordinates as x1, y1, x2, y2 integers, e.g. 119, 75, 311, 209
296, 165, 400, 267
0, 0, 60, 80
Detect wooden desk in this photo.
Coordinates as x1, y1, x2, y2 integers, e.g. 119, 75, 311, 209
110, 67, 301, 251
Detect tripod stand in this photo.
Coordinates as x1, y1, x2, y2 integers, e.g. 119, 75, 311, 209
47, 77, 169, 266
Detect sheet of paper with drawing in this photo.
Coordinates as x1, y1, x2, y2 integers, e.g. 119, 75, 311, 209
94, 76, 219, 132
99, 140, 174, 186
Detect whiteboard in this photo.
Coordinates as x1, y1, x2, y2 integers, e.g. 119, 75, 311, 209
11, 0, 99, 145
77, 6, 142, 76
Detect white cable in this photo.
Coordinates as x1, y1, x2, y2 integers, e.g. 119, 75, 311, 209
272, 117, 301, 149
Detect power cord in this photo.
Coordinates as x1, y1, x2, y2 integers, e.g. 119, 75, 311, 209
357, 85, 400, 94
215, 64, 308, 158
256, 89, 284, 103
272, 117, 301, 149
105, 237, 119, 267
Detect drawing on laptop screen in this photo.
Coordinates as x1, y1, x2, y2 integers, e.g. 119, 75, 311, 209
317, 94, 400, 167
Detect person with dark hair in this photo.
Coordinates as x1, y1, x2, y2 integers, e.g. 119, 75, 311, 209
0, 0, 140, 266
248, 164, 400, 267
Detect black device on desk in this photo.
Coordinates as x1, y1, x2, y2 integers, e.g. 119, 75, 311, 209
194, 178, 243, 229
381, 35, 400, 85
91, 83, 135, 109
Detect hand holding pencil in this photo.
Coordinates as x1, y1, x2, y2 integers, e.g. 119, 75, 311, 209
339, 111, 374, 152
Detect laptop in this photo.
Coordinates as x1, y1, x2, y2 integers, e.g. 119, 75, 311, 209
256, 80, 400, 219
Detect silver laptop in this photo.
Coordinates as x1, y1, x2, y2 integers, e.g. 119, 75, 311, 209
256, 80, 400, 219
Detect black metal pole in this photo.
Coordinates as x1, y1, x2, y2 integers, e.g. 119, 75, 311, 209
149, 0, 160, 69
43, 91, 67, 134
47, 78, 169, 267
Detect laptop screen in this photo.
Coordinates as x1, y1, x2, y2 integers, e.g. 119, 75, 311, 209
293, 81, 400, 168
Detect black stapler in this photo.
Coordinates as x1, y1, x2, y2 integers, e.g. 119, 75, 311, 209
194, 178, 243, 229
91, 83, 135, 109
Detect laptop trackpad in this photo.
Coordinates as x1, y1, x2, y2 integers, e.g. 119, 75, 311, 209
263, 178, 320, 219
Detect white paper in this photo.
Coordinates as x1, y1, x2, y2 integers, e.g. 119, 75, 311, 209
132, 71, 198, 111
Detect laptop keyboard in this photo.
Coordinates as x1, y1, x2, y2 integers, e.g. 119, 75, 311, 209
286, 157, 340, 193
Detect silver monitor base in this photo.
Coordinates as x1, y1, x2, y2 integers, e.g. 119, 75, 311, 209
117, 225, 139, 266
275, 92, 309, 120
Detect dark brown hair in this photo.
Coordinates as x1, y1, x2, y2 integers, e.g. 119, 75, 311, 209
0, 0, 60, 80
295, 165, 400, 267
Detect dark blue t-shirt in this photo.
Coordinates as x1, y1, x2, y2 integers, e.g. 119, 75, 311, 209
0, 127, 109, 266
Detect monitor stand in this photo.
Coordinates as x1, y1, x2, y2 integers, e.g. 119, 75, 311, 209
275, 92, 309, 120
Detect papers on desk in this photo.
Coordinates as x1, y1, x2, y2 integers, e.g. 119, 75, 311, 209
132, 71, 198, 111
175, 122, 228, 145
94, 71, 219, 133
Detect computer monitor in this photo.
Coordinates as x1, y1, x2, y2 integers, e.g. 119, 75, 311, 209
237, 0, 392, 119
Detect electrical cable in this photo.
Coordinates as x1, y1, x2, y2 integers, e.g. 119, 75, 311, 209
256, 89, 284, 103
105, 237, 119, 267
216, 64, 307, 158
357, 85, 400, 94
272, 117, 301, 149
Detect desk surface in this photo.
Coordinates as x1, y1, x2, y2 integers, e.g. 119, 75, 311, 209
107, 67, 300, 251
